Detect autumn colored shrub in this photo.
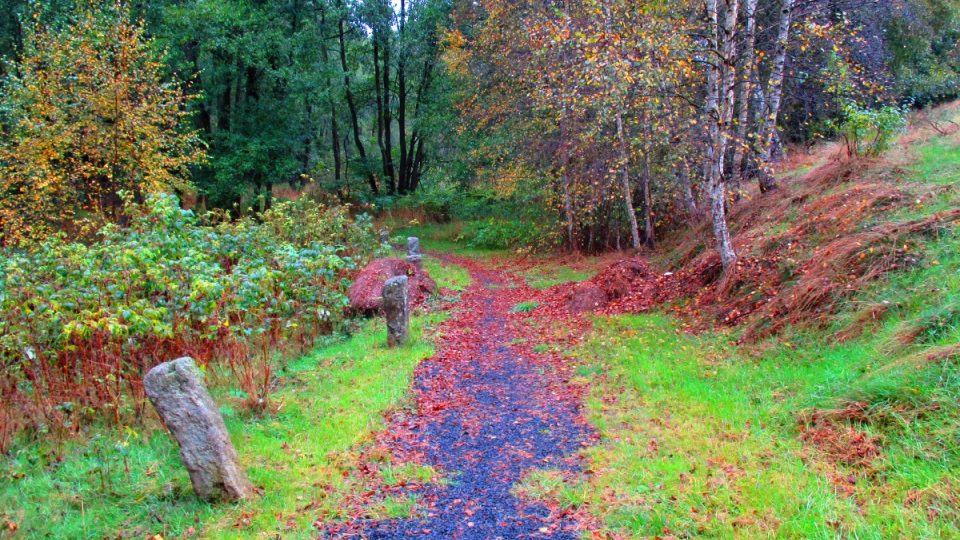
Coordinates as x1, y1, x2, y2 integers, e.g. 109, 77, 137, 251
0, 194, 376, 445
0, 2, 204, 246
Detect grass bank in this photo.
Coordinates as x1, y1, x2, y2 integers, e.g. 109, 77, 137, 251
517, 114, 960, 538
0, 313, 444, 538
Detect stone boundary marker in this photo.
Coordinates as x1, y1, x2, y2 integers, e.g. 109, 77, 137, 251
383, 275, 410, 347
406, 236, 423, 269
144, 357, 253, 501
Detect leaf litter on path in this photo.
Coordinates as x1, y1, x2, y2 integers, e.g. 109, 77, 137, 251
318, 255, 599, 539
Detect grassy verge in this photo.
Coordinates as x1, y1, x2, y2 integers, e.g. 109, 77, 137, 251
422, 255, 472, 292
520, 265, 594, 289
0, 313, 445, 538
537, 310, 958, 539
522, 126, 960, 539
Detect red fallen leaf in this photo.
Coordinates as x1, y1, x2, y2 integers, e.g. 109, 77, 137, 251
316, 254, 606, 537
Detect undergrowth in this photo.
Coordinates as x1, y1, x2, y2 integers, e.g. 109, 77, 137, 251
0, 314, 444, 538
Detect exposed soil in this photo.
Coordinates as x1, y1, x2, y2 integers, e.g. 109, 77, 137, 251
322, 256, 597, 539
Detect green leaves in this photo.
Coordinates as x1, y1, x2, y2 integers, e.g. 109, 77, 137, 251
0, 193, 376, 433
838, 101, 909, 157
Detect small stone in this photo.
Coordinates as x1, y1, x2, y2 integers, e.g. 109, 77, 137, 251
407, 236, 422, 257
406, 236, 423, 269
383, 275, 410, 347
379, 229, 390, 244
144, 358, 252, 501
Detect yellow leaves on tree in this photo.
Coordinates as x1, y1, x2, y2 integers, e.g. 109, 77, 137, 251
0, 1, 206, 246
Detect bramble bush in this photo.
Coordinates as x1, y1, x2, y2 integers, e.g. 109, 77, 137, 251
0, 194, 376, 450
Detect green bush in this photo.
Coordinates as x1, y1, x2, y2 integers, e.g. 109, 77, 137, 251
0, 194, 376, 446
465, 218, 542, 250
838, 102, 909, 158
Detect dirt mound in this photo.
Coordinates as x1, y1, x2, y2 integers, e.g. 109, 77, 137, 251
567, 284, 608, 312
564, 258, 660, 313
348, 258, 437, 313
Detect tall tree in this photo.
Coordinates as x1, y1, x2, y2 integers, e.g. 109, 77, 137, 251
752, 0, 794, 193
703, 0, 740, 272
0, 1, 204, 244
336, 0, 379, 195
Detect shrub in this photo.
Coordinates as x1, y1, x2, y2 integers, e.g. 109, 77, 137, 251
838, 102, 909, 158
466, 218, 544, 250
0, 194, 376, 446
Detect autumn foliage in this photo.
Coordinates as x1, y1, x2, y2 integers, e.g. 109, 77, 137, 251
0, 2, 204, 245
0, 195, 377, 450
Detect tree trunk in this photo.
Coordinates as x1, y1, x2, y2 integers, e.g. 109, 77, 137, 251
396, 0, 410, 194
405, 55, 435, 192
337, 0, 378, 194
319, 6, 341, 183
560, 114, 575, 251
615, 113, 641, 250
704, 0, 739, 272
679, 160, 698, 217
732, 0, 758, 183
373, 39, 390, 192
641, 152, 655, 249
756, 0, 794, 193
382, 13, 396, 192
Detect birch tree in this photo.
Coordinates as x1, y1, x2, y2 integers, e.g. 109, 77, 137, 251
753, 0, 794, 193
703, 0, 740, 272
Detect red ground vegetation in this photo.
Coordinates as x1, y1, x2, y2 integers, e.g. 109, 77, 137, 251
546, 152, 960, 340
348, 258, 438, 313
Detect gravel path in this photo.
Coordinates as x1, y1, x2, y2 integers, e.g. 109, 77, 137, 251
325, 260, 593, 539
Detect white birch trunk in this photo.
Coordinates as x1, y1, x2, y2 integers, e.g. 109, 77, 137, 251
756, 0, 794, 193
732, 0, 759, 181
704, 0, 739, 272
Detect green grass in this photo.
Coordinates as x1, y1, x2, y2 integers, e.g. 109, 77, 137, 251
422, 256, 472, 292
0, 314, 445, 539
561, 309, 960, 539
521, 265, 594, 289
390, 222, 508, 257
911, 135, 960, 187
511, 301, 540, 313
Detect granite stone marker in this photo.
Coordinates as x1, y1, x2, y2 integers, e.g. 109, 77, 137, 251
382, 275, 410, 347
143, 357, 252, 501
406, 236, 423, 269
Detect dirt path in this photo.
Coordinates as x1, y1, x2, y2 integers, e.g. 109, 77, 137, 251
325, 257, 594, 539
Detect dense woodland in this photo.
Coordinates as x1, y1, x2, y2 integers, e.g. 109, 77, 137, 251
0, 0, 956, 251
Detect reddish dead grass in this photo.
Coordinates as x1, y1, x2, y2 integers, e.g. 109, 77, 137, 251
799, 419, 881, 469
557, 147, 960, 341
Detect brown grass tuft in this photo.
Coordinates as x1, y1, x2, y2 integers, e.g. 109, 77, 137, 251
800, 410, 881, 468
835, 303, 891, 343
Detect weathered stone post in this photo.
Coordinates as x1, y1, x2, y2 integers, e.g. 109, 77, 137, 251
144, 357, 253, 501
383, 275, 410, 347
406, 236, 423, 269
379, 229, 391, 244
